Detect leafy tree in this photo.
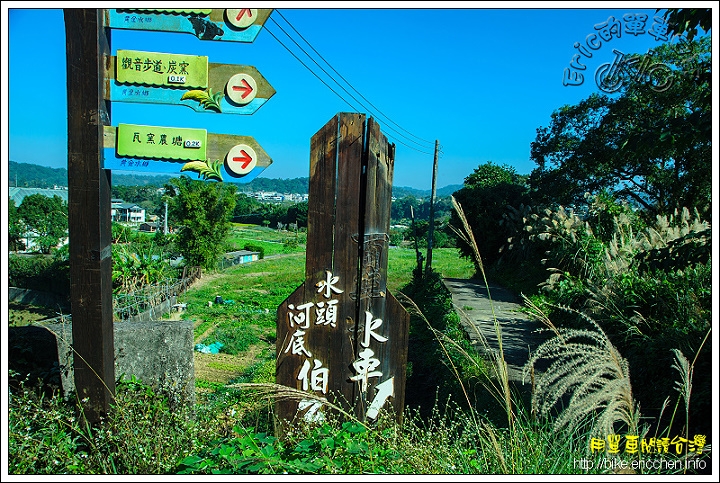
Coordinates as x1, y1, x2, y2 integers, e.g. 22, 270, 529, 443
286, 201, 308, 228
233, 193, 263, 222
660, 7, 712, 41
8, 198, 25, 252
450, 162, 530, 267
111, 242, 174, 293
404, 219, 455, 249
529, 36, 711, 219
463, 162, 517, 188
391, 195, 453, 223
391, 195, 420, 221
17, 194, 68, 254
165, 176, 237, 270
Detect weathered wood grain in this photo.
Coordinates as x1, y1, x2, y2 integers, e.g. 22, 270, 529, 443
276, 113, 409, 430
65, 8, 115, 422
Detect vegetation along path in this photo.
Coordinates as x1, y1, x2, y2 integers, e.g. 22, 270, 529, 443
443, 278, 549, 390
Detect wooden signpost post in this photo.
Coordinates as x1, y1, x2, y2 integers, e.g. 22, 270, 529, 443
276, 113, 410, 428
65, 8, 273, 421
65, 10, 114, 422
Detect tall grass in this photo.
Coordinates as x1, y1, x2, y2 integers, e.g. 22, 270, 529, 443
8, 216, 710, 475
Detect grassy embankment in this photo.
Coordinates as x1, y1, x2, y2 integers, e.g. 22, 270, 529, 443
9, 224, 706, 475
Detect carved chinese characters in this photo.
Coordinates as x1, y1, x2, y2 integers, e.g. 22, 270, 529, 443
276, 113, 409, 430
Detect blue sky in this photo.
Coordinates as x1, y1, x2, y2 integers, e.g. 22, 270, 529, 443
1, 4, 708, 189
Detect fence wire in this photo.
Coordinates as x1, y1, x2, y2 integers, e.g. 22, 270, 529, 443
40, 266, 202, 323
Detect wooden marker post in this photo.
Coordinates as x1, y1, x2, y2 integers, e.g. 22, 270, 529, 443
276, 113, 410, 429
63, 7, 275, 422
65, 9, 115, 422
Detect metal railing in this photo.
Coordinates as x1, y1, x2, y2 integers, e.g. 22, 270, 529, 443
39, 266, 202, 323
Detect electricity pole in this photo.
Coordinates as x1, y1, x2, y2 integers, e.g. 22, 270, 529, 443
425, 140, 439, 275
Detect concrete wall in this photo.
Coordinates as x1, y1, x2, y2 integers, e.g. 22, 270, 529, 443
10, 320, 195, 409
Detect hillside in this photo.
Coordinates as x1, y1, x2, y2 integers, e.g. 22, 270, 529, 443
8, 161, 174, 188
7, 161, 463, 196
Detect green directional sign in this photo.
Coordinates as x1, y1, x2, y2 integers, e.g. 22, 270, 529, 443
107, 9, 273, 42
104, 125, 272, 182
116, 123, 207, 161
108, 53, 275, 115
116, 50, 208, 88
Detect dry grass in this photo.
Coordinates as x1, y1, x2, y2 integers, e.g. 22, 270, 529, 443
194, 350, 262, 386
522, 299, 640, 438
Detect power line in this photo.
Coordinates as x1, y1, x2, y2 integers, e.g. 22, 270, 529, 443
262, 25, 362, 113
268, 13, 434, 152
264, 12, 435, 155
265, 20, 432, 154
273, 10, 435, 149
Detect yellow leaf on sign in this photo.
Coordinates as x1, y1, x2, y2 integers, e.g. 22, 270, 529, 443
180, 161, 210, 172
181, 160, 223, 181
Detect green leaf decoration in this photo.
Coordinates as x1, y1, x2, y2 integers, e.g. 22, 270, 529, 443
181, 88, 223, 113
181, 159, 223, 181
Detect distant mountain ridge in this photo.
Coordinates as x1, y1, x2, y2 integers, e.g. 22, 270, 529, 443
7, 161, 462, 197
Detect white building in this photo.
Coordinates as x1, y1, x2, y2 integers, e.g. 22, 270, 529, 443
111, 201, 146, 223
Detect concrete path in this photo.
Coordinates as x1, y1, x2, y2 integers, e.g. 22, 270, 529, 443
443, 278, 549, 386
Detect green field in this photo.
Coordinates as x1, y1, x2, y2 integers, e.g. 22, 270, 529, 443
10, 223, 704, 475
226, 224, 306, 257
175, 238, 474, 390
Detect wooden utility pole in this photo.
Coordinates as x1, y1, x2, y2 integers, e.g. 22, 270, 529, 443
65, 9, 115, 422
425, 140, 440, 275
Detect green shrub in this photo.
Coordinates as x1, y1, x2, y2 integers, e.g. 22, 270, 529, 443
243, 244, 265, 259
8, 376, 220, 474
176, 420, 405, 475
282, 237, 299, 251
401, 268, 486, 418
8, 254, 70, 297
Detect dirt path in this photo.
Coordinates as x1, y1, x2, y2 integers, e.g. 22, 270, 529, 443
443, 278, 549, 388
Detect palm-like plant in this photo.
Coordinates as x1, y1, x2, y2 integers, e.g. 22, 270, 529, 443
112, 242, 172, 293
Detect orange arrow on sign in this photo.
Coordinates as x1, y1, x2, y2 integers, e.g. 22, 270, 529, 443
232, 150, 253, 169
235, 9, 253, 21
231, 78, 254, 99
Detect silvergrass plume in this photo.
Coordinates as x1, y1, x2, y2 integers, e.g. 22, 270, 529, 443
521, 298, 640, 438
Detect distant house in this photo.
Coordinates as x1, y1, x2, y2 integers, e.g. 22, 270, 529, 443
111, 201, 145, 223
138, 222, 158, 233
222, 250, 261, 266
